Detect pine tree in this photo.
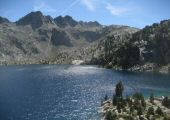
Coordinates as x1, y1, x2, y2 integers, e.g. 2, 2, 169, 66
104, 94, 108, 101
150, 93, 154, 104
112, 94, 117, 106
137, 106, 143, 116
115, 81, 124, 98
141, 98, 146, 109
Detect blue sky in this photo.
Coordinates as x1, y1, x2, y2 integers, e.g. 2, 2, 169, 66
0, 0, 170, 28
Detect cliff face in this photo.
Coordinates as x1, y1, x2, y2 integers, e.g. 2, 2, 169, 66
131, 20, 170, 65
0, 11, 138, 65
94, 19, 170, 73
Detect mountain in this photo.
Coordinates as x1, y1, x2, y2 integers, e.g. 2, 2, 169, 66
131, 20, 170, 64
0, 16, 10, 23
54, 15, 78, 28
94, 19, 170, 73
16, 11, 56, 29
0, 11, 138, 65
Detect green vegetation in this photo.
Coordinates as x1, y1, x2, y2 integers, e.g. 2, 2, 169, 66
115, 81, 124, 98
102, 81, 170, 120
104, 94, 108, 101
92, 19, 170, 73
156, 107, 164, 116
150, 93, 154, 104
162, 96, 170, 108
100, 35, 140, 69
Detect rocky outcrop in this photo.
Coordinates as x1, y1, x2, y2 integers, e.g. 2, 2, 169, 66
131, 19, 170, 65
54, 15, 78, 28
51, 28, 72, 47
79, 21, 101, 27
16, 11, 55, 30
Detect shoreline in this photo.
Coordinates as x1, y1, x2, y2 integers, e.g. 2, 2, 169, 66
102, 97, 170, 120
1, 62, 170, 75
101, 81, 170, 120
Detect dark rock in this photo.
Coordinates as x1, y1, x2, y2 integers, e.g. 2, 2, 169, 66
54, 15, 78, 28
0, 16, 10, 23
16, 11, 55, 30
79, 21, 101, 27
51, 28, 72, 47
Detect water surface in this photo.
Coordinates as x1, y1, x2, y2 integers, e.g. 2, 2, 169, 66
0, 65, 170, 120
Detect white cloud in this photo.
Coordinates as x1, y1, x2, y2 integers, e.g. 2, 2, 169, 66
81, 0, 96, 11
106, 3, 129, 16
33, 1, 57, 13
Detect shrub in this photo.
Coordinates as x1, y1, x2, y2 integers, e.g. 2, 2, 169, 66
141, 98, 146, 109
137, 106, 144, 116
105, 111, 113, 120
134, 99, 140, 109
112, 95, 117, 106
150, 93, 154, 104
162, 96, 170, 108
155, 107, 164, 116
117, 102, 122, 113
163, 116, 170, 120
147, 107, 155, 115
133, 92, 144, 101
124, 115, 135, 120
130, 106, 134, 114
104, 94, 108, 101
139, 116, 145, 120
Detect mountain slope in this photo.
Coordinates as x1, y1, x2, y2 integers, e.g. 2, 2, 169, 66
95, 19, 170, 73
0, 11, 139, 65
131, 20, 170, 64
16, 11, 56, 30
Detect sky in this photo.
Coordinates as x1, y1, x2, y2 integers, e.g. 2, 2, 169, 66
0, 0, 170, 28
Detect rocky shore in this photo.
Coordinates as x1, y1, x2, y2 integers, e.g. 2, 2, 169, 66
101, 82, 170, 120
102, 98, 170, 120
129, 63, 170, 74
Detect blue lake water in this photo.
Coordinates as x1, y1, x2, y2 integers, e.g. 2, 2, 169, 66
0, 65, 170, 120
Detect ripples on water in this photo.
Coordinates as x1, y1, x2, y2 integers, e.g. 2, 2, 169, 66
0, 65, 170, 120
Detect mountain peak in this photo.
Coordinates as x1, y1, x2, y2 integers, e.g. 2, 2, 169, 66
79, 21, 101, 27
54, 15, 78, 28
16, 11, 55, 30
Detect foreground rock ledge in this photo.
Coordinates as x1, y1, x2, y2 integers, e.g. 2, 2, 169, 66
101, 98, 170, 120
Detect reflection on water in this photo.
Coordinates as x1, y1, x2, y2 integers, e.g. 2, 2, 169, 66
0, 65, 170, 120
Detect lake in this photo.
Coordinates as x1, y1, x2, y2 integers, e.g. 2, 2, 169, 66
0, 65, 170, 120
